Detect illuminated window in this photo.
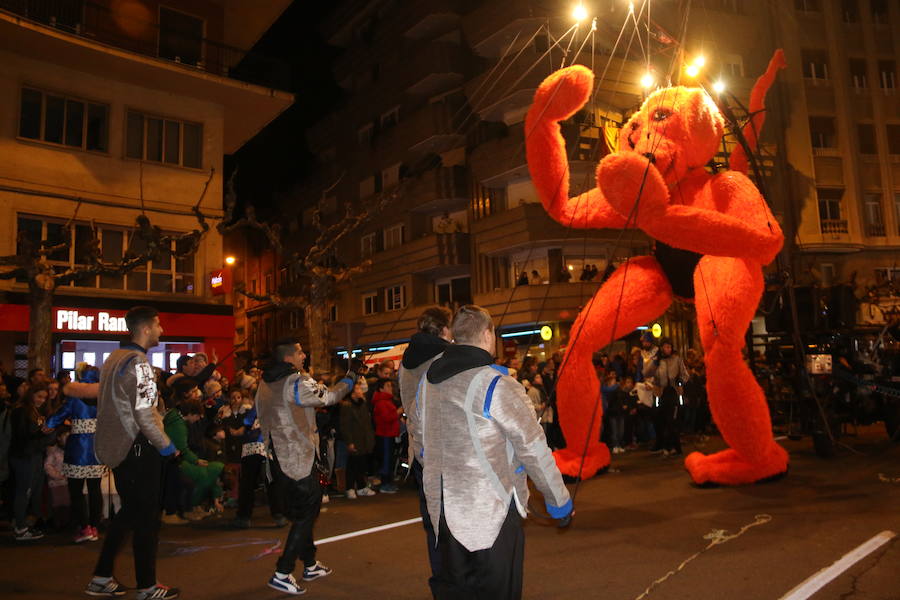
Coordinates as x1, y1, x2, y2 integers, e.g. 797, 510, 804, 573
385, 285, 406, 311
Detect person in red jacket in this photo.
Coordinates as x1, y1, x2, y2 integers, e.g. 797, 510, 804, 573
372, 378, 401, 493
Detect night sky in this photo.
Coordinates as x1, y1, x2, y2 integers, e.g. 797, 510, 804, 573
227, 1, 341, 219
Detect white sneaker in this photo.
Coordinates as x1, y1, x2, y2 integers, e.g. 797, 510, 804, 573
357, 486, 376, 497
346, 489, 357, 499
267, 573, 305, 595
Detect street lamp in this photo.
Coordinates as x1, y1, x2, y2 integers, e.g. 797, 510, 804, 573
572, 3, 588, 21
640, 72, 655, 89
225, 256, 236, 266
712, 80, 726, 94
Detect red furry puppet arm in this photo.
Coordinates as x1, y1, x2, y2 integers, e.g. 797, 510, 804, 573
598, 152, 783, 264
525, 65, 631, 230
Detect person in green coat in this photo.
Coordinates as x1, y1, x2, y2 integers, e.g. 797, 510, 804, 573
163, 393, 224, 515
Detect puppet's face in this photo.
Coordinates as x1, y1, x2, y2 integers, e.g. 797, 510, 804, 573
615, 86, 724, 185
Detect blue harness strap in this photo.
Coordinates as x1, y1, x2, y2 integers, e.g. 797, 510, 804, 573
293, 379, 302, 406
483, 375, 501, 419
489, 364, 509, 376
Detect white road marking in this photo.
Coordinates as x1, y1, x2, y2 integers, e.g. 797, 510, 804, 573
778, 530, 897, 600
314, 517, 422, 546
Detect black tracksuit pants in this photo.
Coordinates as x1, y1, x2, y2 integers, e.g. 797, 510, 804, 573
271, 451, 322, 575
433, 500, 524, 600
94, 435, 163, 589
412, 459, 440, 597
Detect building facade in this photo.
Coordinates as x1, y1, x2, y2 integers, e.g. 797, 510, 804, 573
234, 0, 899, 366
0, 0, 293, 377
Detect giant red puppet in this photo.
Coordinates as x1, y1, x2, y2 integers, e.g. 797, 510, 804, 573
525, 52, 788, 486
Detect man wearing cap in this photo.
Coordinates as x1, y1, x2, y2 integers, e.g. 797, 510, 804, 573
415, 305, 571, 599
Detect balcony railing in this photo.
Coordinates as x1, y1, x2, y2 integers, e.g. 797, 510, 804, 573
865, 222, 886, 237
820, 219, 848, 234
0, 0, 290, 89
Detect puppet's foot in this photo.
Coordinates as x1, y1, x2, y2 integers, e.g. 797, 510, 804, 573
554, 444, 610, 480
685, 446, 788, 486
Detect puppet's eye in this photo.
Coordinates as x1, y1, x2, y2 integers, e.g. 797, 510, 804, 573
652, 108, 671, 122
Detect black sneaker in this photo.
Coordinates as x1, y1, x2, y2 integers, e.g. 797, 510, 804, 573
134, 584, 179, 600
302, 561, 332, 581
85, 577, 127, 597
14, 527, 44, 541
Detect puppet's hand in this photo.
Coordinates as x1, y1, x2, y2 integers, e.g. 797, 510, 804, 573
597, 152, 668, 222
529, 65, 594, 124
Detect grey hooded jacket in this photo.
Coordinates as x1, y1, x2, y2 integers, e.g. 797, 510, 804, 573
417, 351, 570, 552
398, 332, 449, 464
256, 364, 353, 481
95, 344, 175, 468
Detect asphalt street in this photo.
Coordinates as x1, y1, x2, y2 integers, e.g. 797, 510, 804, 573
3, 426, 899, 600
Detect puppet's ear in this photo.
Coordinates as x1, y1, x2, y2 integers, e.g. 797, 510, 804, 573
683, 90, 724, 163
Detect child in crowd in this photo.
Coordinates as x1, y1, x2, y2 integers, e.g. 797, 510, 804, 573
602, 372, 628, 454
340, 383, 376, 499
164, 383, 225, 520
44, 427, 71, 531
219, 388, 250, 507
47, 365, 105, 543
372, 379, 400, 494
232, 398, 286, 528
10, 383, 54, 540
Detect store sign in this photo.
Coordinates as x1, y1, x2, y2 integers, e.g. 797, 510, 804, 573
55, 309, 128, 333
210, 269, 228, 296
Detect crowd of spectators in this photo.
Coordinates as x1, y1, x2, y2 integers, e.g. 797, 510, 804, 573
497, 335, 710, 460
0, 352, 415, 542
0, 333, 710, 543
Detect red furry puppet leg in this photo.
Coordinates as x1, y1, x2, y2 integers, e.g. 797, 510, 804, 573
554, 257, 672, 479
684, 256, 788, 485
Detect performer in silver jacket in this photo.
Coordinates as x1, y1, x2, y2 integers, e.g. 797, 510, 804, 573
416, 305, 572, 599
256, 338, 354, 596
398, 306, 452, 595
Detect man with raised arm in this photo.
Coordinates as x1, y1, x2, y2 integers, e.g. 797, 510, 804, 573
257, 338, 354, 596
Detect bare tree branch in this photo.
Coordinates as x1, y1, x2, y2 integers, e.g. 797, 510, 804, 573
234, 282, 309, 308
217, 169, 283, 252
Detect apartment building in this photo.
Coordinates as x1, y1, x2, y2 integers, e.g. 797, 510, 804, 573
294, 0, 653, 363
0, 0, 293, 376
677, 0, 899, 330
237, 0, 899, 365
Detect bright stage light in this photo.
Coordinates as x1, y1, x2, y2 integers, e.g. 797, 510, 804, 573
628, 1, 635, 13
640, 72, 655, 89
694, 55, 706, 68
712, 80, 726, 93
685, 64, 700, 78
572, 3, 588, 21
